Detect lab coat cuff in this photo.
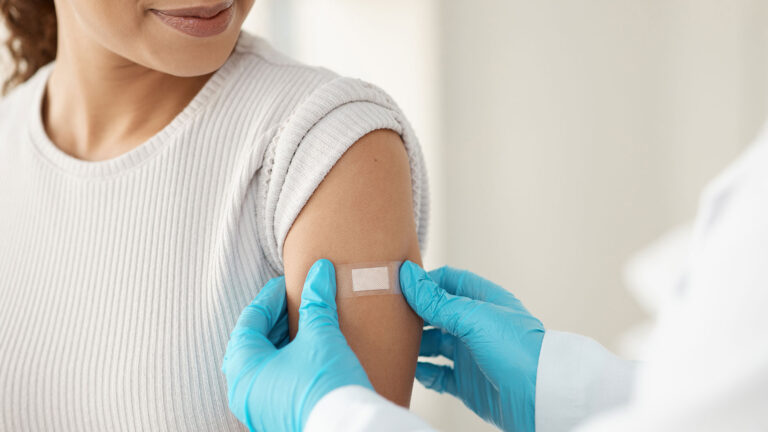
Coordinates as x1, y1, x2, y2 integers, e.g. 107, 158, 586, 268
305, 385, 434, 432
535, 330, 639, 432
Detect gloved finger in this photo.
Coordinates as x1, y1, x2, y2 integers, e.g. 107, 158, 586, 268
297, 259, 341, 334
223, 277, 286, 376
428, 266, 529, 312
419, 328, 456, 360
415, 362, 458, 396
231, 276, 287, 341
401, 261, 481, 339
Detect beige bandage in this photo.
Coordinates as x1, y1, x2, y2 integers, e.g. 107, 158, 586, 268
335, 261, 403, 298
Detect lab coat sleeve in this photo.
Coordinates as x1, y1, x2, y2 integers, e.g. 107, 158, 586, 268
535, 330, 639, 432
304, 385, 435, 432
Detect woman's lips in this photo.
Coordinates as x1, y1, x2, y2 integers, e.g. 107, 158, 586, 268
150, 1, 234, 38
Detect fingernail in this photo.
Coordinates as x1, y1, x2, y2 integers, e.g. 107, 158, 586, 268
401, 260, 427, 292
308, 259, 322, 277
304, 259, 326, 284
400, 260, 415, 284
302, 259, 336, 305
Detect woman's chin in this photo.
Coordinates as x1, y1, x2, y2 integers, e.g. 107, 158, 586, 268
138, 27, 241, 77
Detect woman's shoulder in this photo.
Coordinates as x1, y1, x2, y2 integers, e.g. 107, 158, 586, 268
234, 33, 430, 270
218, 31, 411, 151
227, 31, 340, 100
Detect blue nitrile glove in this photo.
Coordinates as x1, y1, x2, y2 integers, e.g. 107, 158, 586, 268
222, 259, 373, 432
400, 261, 545, 432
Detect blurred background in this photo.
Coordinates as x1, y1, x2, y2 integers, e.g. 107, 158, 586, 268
245, 1, 768, 430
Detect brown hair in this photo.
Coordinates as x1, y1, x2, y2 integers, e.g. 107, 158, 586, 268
1, 0, 57, 95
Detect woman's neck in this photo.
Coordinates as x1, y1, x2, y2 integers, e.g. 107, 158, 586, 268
44, 6, 213, 162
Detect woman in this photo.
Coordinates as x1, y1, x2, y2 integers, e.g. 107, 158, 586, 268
0, 0, 428, 430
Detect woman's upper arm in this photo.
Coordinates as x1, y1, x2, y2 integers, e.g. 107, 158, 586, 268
282, 128, 423, 407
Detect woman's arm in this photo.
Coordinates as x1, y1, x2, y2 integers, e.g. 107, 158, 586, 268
282, 128, 423, 407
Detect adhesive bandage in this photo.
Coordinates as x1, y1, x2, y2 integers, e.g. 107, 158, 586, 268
335, 261, 403, 298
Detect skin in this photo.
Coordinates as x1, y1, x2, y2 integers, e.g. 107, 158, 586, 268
283, 128, 423, 406
45, 0, 423, 409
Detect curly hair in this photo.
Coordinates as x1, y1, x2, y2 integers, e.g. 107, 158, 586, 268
1, 0, 57, 95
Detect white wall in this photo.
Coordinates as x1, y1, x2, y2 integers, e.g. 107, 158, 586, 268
440, 0, 768, 351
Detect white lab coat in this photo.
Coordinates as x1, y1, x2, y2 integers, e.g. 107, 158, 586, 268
305, 130, 768, 432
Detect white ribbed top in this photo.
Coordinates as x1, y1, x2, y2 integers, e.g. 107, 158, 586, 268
0, 31, 429, 431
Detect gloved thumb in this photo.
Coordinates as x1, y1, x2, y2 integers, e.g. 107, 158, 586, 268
297, 259, 341, 335
415, 362, 458, 396
400, 260, 480, 339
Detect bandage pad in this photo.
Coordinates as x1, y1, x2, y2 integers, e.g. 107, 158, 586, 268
335, 261, 402, 298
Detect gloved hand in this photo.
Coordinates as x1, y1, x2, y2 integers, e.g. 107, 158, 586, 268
400, 261, 545, 432
222, 259, 373, 432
